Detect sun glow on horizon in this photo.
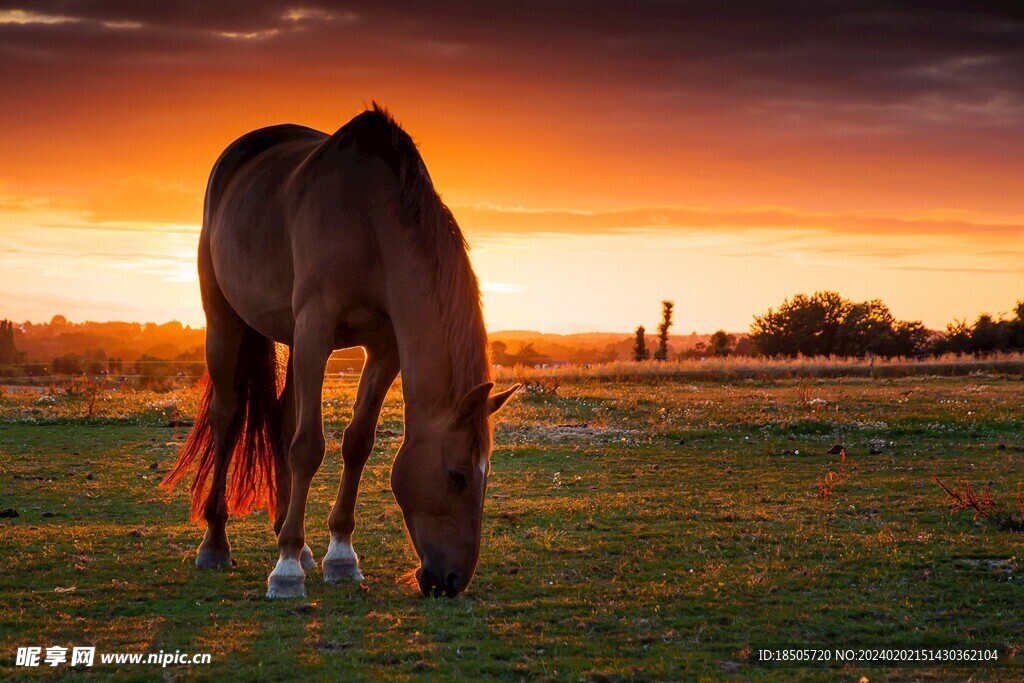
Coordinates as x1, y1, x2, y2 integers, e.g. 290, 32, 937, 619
1, 198, 1020, 334
0, 3, 1020, 333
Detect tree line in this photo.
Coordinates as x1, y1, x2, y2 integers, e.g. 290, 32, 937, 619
630, 292, 1024, 361
3, 293, 1022, 377
749, 292, 1024, 358
0, 317, 206, 383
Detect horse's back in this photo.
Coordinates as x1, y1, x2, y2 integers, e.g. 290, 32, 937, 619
203, 124, 328, 343
202, 114, 412, 347
206, 124, 326, 216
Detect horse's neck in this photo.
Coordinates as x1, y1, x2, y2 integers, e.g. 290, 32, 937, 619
383, 256, 459, 421
391, 299, 455, 419
380, 228, 488, 423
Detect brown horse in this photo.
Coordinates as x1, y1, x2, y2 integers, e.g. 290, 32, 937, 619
162, 105, 518, 598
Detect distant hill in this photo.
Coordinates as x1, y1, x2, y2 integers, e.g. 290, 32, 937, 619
13, 318, 205, 363
488, 330, 737, 364
3, 316, 746, 368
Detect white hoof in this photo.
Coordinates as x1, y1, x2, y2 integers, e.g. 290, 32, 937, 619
299, 544, 317, 571
266, 557, 306, 599
324, 560, 364, 583
323, 539, 364, 583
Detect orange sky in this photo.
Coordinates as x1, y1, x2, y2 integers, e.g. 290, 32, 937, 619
1, 3, 1022, 333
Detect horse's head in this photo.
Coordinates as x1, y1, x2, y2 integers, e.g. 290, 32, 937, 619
391, 382, 519, 597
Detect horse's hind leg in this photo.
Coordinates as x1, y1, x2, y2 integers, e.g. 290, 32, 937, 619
196, 316, 245, 568
267, 313, 332, 598
324, 339, 399, 583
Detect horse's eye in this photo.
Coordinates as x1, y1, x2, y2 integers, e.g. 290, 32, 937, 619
446, 468, 468, 493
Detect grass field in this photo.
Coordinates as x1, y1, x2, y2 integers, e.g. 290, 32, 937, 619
2, 373, 1023, 680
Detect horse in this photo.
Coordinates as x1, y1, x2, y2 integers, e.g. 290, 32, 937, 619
161, 104, 519, 599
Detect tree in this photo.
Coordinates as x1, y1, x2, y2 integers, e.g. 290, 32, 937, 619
1009, 301, 1024, 350
732, 336, 754, 356
709, 330, 734, 357
0, 320, 23, 365
892, 321, 931, 357
750, 292, 848, 356
931, 303, 1024, 356
654, 301, 674, 360
750, 291, 928, 358
52, 353, 83, 375
511, 343, 547, 366
633, 326, 649, 361
969, 314, 1007, 354
490, 340, 511, 365
834, 299, 895, 356
938, 319, 972, 354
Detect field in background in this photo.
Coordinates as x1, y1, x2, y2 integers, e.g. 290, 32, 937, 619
496, 351, 1024, 382
5, 351, 1023, 393
1, 374, 1024, 680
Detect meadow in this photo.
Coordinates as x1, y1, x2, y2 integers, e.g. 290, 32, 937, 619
1, 371, 1023, 681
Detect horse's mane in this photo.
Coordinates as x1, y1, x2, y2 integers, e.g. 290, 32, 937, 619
345, 103, 492, 438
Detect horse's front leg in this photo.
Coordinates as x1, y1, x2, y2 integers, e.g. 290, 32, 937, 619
324, 342, 400, 582
272, 354, 317, 573
266, 317, 331, 598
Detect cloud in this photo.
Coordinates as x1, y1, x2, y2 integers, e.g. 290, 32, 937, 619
0, 183, 59, 211
0, 1, 1021, 264
454, 203, 1024, 240
5, 169, 1022, 259
0, 7, 144, 30
0, 178, 203, 226
0, 1, 1020, 137
885, 264, 1019, 275
0, 8, 77, 24
81, 177, 203, 224
481, 281, 525, 294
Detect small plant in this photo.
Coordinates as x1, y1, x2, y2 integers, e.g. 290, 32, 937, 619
85, 386, 99, 418
514, 368, 560, 397
933, 475, 1024, 532
62, 378, 102, 418
833, 445, 847, 477
794, 376, 830, 414
818, 471, 838, 510
796, 376, 811, 404
818, 446, 847, 513
168, 405, 184, 440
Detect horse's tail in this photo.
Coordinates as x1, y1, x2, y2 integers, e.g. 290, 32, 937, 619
161, 329, 287, 523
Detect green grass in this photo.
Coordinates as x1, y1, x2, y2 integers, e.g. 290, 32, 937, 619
1, 375, 1023, 680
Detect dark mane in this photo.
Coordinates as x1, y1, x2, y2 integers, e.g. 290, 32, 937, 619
356, 103, 492, 433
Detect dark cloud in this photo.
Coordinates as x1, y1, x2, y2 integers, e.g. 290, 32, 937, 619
2, 0, 1022, 130
1, 0, 1022, 223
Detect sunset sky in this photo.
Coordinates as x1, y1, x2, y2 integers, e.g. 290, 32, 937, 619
1, 1, 1022, 333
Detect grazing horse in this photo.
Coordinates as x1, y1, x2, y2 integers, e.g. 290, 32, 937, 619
162, 105, 519, 598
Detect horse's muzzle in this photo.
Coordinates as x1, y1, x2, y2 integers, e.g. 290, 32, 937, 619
416, 565, 464, 598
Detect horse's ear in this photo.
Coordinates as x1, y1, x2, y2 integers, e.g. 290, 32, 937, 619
455, 382, 494, 423
487, 384, 521, 416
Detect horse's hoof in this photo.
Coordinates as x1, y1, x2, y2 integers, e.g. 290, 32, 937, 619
323, 560, 364, 583
266, 575, 307, 598
299, 544, 317, 572
266, 558, 306, 598
195, 547, 232, 569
